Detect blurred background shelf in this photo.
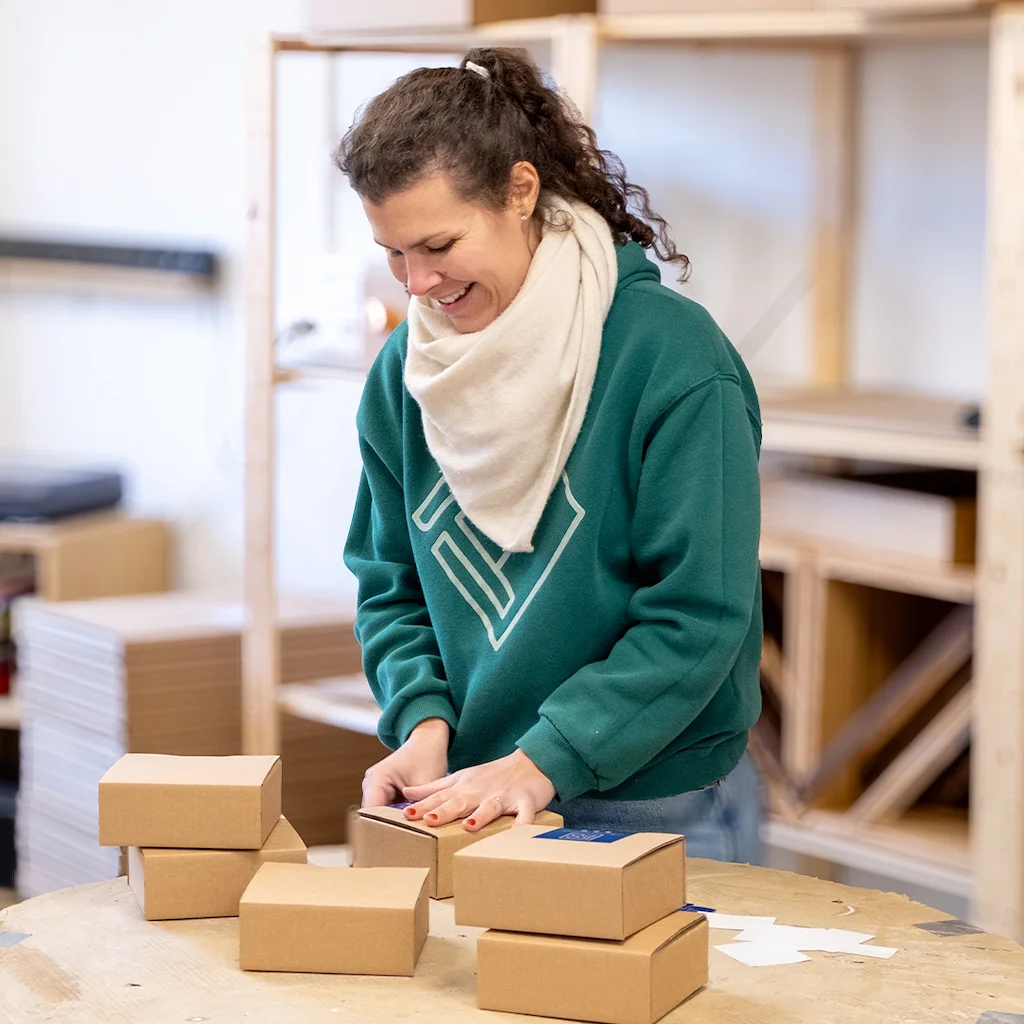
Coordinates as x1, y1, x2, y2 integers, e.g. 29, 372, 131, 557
759, 389, 981, 469
764, 808, 971, 900
278, 676, 380, 735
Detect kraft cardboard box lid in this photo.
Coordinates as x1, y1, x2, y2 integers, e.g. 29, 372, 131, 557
137, 816, 304, 862
357, 806, 562, 841
242, 862, 429, 909
101, 753, 280, 788
481, 910, 705, 955
455, 824, 683, 868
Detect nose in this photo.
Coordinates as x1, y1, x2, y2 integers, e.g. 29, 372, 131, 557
404, 256, 444, 298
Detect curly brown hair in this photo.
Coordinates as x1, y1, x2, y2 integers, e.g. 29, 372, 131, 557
334, 47, 690, 282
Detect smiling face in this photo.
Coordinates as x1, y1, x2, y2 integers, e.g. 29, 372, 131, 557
362, 164, 541, 334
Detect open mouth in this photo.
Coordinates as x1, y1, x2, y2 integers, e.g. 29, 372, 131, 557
433, 282, 474, 313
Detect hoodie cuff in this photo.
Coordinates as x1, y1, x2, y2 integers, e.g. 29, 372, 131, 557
392, 694, 459, 748
517, 717, 597, 803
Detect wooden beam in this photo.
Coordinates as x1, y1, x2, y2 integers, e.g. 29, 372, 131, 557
781, 555, 828, 778
973, 2, 1024, 943
811, 46, 858, 387
551, 15, 599, 124
848, 683, 973, 824
242, 34, 281, 756
800, 604, 973, 799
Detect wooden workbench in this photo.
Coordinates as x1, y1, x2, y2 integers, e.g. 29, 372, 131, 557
1, 859, 1022, 1023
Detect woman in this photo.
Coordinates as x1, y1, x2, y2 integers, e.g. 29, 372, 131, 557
337, 47, 763, 863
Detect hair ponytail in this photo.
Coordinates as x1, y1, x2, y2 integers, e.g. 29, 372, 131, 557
335, 46, 690, 282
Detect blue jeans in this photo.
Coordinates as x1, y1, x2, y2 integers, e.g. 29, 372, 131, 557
547, 751, 763, 865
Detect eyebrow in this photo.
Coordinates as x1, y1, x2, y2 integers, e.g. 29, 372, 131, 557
374, 233, 447, 252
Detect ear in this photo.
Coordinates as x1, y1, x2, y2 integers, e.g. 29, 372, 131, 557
507, 161, 541, 217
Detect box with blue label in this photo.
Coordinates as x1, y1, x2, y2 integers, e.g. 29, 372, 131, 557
453, 824, 686, 940
477, 910, 708, 1024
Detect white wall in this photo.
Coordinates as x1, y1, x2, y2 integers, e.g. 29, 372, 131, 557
0, 4, 989, 597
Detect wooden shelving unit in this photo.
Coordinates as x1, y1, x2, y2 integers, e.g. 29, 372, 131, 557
242, 4, 1024, 940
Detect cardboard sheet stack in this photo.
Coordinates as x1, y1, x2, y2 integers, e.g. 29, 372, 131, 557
453, 824, 708, 1024
14, 592, 381, 897
102, 753, 430, 977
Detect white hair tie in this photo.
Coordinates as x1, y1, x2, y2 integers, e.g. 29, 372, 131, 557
465, 61, 490, 80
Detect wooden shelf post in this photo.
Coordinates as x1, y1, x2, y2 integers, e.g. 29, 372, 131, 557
811, 45, 858, 388
972, 1, 1024, 943
242, 33, 281, 756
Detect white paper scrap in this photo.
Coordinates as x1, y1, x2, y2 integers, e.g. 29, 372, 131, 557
704, 913, 776, 931
733, 925, 877, 952
715, 942, 811, 967
842, 944, 898, 959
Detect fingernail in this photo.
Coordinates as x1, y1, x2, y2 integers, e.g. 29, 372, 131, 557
466, 818, 477, 827
426, 813, 437, 821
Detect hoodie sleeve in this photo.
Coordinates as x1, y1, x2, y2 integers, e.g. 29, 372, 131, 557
343, 341, 459, 750
515, 374, 761, 801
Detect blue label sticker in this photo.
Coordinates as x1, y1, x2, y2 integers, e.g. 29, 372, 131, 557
535, 828, 632, 843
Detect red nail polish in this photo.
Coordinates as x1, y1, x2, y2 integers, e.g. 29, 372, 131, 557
467, 818, 477, 827
426, 813, 437, 821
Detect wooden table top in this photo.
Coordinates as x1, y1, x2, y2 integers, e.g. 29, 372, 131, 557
2, 858, 1023, 1023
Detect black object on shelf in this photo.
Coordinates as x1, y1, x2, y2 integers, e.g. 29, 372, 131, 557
0, 780, 14, 890
0, 236, 217, 279
0, 464, 123, 522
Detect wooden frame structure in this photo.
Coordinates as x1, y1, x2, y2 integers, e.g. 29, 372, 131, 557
242, 5, 1024, 940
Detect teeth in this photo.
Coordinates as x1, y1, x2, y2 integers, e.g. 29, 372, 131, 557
436, 285, 469, 306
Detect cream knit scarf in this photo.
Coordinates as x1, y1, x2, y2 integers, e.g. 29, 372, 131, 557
405, 196, 617, 553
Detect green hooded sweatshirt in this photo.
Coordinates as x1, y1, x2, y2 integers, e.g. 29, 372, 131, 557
344, 240, 762, 803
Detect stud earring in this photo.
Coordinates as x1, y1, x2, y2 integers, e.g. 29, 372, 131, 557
521, 213, 528, 221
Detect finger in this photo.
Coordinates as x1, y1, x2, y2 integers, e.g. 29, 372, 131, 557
464, 794, 506, 832
362, 774, 396, 808
402, 774, 457, 802
421, 792, 478, 827
407, 785, 468, 821
514, 797, 538, 825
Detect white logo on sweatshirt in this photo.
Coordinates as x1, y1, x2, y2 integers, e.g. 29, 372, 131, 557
412, 472, 585, 652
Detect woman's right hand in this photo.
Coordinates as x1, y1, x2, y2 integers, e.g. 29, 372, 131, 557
361, 717, 451, 807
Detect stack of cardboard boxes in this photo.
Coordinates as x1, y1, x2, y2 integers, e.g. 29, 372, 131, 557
454, 824, 709, 1024
98, 754, 710, 1016
17, 592, 383, 896
98, 752, 432, 977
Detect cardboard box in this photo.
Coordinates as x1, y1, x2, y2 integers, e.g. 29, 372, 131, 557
239, 862, 429, 975
454, 825, 685, 940
304, 0, 595, 33
127, 816, 307, 921
98, 753, 282, 850
351, 806, 564, 899
760, 468, 977, 565
478, 911, 708, 1024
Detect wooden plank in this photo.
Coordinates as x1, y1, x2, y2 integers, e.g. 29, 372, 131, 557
551, 15, 599, 123
972, 1, 1024, 944
781, 554, 827, 777
241, 34, 281, 756
760, 388, 981, 468
273, 364, 368, 385
801, 604, 973, 799
848, 683, 973, 823
763, 808, 972, 898
811, 46, 857, 387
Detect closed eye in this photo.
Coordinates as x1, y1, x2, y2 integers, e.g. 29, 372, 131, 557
426, 240, 455, 254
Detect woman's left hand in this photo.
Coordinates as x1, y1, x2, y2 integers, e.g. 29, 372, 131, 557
401, 749, 556, 832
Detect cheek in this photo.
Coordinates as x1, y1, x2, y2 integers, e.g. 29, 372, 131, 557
386, 254, 406, 283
